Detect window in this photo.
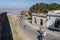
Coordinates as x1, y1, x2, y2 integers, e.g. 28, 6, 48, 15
40, 19, 43, 26
54, 19, 60, 28
49, 16, 51, 19
46, 19, 48, 21
35, 18, 36, 24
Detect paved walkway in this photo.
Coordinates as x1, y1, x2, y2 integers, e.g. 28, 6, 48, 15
24, 20, 39, 30
24, 20, 60, 40
45, 29, 60, 37
19, 17, 60, 40
25, 20, 60, 36
19, 19, 40, 40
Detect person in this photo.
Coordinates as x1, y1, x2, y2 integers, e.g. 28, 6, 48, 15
39, 33, 42, 40
37, 30, 43, 40
42, 31, 47, 40
24, 25, 26, 29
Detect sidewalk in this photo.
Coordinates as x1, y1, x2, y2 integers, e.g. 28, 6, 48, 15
45, 28, 60, 37
24, 20, 60, 37
24, 20, 39, 30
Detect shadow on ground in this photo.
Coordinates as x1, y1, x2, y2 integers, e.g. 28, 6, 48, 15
0, 12, 13, 40
48, 28, 60, 32
47, 23, 60, 32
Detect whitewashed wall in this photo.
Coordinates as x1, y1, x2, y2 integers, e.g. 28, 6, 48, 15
47, 10, 60, 30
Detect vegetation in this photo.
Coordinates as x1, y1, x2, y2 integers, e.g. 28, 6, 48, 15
29, 3, 60, 15
21, 11, 29, 17
21, 11, 25, 15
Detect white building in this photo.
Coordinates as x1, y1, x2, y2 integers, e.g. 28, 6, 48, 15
32, 10, 60, 30
47, 10, 60, 30
32, 13, 47, 27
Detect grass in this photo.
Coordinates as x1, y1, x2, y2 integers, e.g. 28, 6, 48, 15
7, 13, 32, 40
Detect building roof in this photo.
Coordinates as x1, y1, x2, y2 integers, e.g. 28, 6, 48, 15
32, 13, 47, 18
48, 10, 60, 16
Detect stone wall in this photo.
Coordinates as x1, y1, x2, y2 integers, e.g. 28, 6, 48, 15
0, 12, 13, 40
32, 16, 47, 27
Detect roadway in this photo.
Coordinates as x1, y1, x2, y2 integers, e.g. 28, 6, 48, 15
18, 18, 39, 40
18, 18, 60, 40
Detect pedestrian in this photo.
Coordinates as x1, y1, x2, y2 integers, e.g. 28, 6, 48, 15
39, 33, 42, 40
24, 25, 26, 29
42, 31, 47, 40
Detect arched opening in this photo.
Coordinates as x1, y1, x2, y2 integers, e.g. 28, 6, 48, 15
54, 19, 60, 28
40, 19, 43, 26
35, 18, 36, 24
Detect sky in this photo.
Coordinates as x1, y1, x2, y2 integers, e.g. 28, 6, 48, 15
0, 0, 60, 10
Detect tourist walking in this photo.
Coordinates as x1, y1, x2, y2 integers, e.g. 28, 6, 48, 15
42, 31, 47, 40
24, 25, 26, 29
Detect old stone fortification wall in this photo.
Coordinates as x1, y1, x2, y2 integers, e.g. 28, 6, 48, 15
0, 12, 13, 40
0, 12, 32, 40
0, 12, 5, 40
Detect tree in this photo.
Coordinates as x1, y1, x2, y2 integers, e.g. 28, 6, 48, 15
21, 11, 29, 17
29, 3, 60, 16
